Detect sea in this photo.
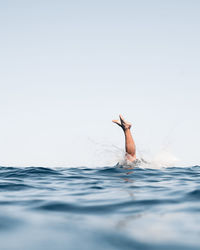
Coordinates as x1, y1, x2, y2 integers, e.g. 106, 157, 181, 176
0, 164, 200, 250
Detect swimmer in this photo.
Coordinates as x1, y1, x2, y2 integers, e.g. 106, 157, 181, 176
112, 114, 136, 163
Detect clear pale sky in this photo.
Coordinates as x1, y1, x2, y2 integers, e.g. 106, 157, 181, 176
0, 0, 200, 167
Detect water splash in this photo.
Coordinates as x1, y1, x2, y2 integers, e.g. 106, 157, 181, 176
146, 150, 180, 169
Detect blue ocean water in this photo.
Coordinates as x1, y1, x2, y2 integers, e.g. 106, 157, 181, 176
0, 165, 200, 250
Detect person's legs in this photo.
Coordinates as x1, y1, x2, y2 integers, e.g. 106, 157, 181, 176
112, 115, 136, 162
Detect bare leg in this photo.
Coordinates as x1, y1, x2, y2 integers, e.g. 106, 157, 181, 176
112, 115, 136, 162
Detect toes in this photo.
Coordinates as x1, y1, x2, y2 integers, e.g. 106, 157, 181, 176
112, 119, 121, 126
119, 114, 126, 124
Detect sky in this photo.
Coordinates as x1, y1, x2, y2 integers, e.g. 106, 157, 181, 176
0, 0, 200, 167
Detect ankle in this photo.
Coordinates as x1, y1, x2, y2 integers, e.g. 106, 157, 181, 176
124, 128, 131, 133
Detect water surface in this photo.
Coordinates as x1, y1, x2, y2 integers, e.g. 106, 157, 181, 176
0, 165, 200, 250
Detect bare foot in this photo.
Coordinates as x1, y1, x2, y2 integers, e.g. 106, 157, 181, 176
112, 114, 132, 131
